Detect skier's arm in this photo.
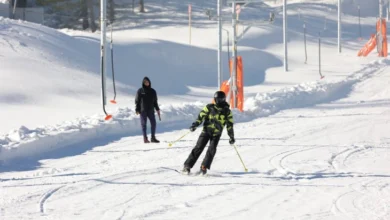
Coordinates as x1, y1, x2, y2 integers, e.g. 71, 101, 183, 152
135, 89, 141, 113
226, 109, 234, 138
192, 105, 209, 127
153, 90, 160, 111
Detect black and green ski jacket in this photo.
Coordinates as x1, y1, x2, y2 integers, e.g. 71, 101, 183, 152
192, 102, 234, 138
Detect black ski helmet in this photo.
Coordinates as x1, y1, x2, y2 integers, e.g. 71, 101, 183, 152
214, 91, 226, 104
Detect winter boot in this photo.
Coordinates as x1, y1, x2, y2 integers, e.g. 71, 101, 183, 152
144, 137, 150, 143
151, 136, 160, 143
182, 166, 190, 175
200, 165, 207, 175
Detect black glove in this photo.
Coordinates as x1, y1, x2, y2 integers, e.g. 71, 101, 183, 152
189, 125, 197, 132
229, 137, 235, 145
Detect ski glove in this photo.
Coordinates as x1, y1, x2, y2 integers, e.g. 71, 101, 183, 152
189, 125, 197, 132
229, 137, 235, 145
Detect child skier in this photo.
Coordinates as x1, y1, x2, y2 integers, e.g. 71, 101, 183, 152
182, 91, 235, 175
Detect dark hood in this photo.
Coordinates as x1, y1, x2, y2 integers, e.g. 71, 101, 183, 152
142, 76, 151, 89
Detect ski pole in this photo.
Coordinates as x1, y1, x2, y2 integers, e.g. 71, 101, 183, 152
157, 111, 161, 121
232, 144, 248, 172
168, 131, 191, 147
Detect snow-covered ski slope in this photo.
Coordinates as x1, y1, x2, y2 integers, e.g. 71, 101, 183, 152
1, 0, 390, 219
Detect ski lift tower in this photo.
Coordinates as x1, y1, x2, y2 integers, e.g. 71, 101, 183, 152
225, 0, 249, 108
225, 0, 269, 108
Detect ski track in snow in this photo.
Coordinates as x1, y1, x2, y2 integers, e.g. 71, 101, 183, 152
39, 185, 65, 214
329, 145, 372, 171
270, 146, 320, 177
332, 179, 390, 220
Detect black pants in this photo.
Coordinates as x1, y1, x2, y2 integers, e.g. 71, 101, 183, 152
140, 110, 156, 138
184, 132, 221, 170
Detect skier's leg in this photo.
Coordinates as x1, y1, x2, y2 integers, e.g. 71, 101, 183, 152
201, 135, 221, 169
184, 133, 210, 168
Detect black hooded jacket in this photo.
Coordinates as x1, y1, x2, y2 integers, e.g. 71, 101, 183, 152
135, 77, 160, 113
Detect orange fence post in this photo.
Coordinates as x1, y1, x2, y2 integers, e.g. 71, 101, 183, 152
377, 18, 388, 57
358, 18, 388, 57
236, 56, 244, 112
223, 56, 244, 112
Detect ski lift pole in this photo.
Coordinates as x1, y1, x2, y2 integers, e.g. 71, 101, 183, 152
378, 0, 384, 56
338, 0, 342, 53
189, 4, 192, 45
231, 0, 238, 108
227, 32, 230, 63
218, 0, 222, 89
283, 0, 288, 71
358, 5, 362, 39
100, 0, 112, 120
388, 1, 390, 21
110, 24, 117, 104
323, 15, 327, 30
298, 7, 301, 20
101, 49, 112, 120
12, 0, 18, 19
303, 22, 307, 64
318, 32, 325, 79
222, 28, 230, 67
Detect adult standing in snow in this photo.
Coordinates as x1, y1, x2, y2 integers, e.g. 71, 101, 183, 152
135, 76, 160, 143
182, 91, 235, 175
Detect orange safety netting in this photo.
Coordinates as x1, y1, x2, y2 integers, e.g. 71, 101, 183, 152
357, 34, 377, 57
358, 18, 387, 57
377, 18, 388, 57
220, 56, 244, 112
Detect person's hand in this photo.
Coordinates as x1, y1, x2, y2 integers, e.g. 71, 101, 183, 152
157, 110, 161, 121
229, 137, 235, 145
189, 125, 197, 132
136, 111, 140, 115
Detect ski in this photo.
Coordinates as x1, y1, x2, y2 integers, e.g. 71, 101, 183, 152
184, 171, 208, 177
160, 167, 208, 177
